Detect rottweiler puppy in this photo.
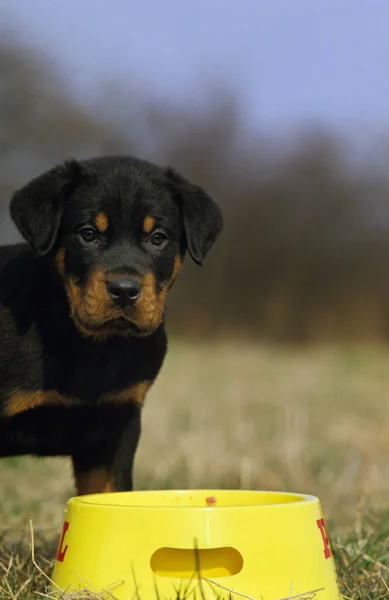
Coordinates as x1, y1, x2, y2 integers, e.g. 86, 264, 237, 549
0, 155, 222, 495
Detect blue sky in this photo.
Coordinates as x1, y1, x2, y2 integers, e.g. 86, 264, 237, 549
2, 0, 389, 135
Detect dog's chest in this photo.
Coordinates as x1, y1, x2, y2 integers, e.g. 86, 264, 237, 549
45, 333, 166, 405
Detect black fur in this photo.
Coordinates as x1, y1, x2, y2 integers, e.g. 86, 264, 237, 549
166, 168, 223, 265
0, 155, 222, 495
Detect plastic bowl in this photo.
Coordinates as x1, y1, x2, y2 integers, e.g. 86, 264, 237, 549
51, 489, 341, 599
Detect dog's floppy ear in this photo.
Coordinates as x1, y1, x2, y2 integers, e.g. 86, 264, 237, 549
166, 168, 223, 265
10, 160, 83, 256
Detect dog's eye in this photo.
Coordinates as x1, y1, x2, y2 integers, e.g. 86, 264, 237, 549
150, 231, 168, 247
78, 227, 97, 243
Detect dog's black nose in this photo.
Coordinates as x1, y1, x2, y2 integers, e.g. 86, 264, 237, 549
107, 278, 141, 306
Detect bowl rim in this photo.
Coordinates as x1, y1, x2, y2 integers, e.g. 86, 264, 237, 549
68, 489, 319, 510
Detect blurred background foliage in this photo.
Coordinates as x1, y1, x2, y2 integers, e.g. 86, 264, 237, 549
2, 30, 389, 344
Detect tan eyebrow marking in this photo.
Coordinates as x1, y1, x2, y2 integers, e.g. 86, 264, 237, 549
95, 212, 109, 233
143, 216, 155, 233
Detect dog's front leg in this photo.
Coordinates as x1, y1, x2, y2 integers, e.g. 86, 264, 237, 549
71, 404, 142, 496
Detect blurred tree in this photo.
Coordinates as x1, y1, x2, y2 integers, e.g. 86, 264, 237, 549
2, 32, 389, 342
0, 33, 128, 242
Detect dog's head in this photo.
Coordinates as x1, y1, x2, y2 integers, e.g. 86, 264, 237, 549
10, 156, 222, 339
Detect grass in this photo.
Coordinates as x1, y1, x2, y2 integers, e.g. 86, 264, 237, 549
1, 338, 389, 598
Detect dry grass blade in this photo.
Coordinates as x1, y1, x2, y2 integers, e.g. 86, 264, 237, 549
277, 589, 325, 600
29, 520, 61, 593
203, 576, 257, 599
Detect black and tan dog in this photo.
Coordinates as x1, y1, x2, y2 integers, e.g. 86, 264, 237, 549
0, 155, 222, 496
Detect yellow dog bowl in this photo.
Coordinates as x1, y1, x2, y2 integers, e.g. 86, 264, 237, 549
51, 490, 341, 599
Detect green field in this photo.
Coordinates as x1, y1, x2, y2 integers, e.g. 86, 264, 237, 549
1, 340, 389, 598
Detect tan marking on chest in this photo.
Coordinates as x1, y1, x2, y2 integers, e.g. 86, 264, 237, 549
100, 381, 152, 405
4, 390, 77, 417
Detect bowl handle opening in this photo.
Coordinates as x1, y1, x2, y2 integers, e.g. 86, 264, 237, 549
150, 546, 243, 579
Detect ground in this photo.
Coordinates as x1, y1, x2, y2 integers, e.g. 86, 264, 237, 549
1, 339, 389, 598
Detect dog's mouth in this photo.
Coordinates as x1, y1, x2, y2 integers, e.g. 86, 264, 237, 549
73, 313, 151, 338
66, 272, 163, 338
105, 316, 144, 334
99, 317, 146, 335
